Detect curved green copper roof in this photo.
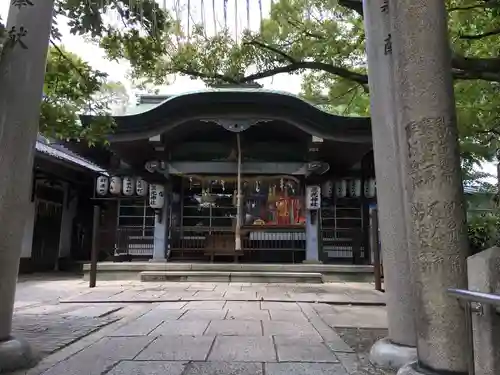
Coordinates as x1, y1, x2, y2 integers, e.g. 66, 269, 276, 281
81, 88, 372, 143
126, 88, 351, 116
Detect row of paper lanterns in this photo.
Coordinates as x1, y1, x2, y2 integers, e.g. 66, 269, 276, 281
322, 178, 376, 198
96, 176, 165, 209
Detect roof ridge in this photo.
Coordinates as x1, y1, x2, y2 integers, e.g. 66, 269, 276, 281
35, 136, 105, 173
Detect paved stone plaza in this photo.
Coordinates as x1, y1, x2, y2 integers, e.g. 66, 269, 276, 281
9, 276, 391, 375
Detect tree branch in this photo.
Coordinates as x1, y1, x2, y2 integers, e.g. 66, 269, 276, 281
242, 61, 368, 85
177, 61, 368, 86
178, 55, 500, 93
49, 40, 94, 83
284, 18, 327, 40
452, 54, 500, 75
460, 27, 500, 40
289, 0, 500, 83
448, 2, 500, 12
244, 40, 298, 63
452, 69, 500, 82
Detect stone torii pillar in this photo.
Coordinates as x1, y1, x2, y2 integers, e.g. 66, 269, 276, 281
389, 0, 470, 374
0, 1, 54, 372
361, 0, 417, 370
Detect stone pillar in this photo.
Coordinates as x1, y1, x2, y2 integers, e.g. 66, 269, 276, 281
151, 187, 169, 261
0, 1, 54, 372
304, 185, 321, 263
390, 0, 470, 374
304, 210, 320, 263
362, 0, 417, 369
467, 247, 500, 375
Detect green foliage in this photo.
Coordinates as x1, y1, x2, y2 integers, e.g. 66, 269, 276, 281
2, 1, 131, 144
41, 46, 127, 144
6, 0, 500, 159
60, 0, 498, 166
53, 0, 173, 84
68, 0, 500, 166
467, 212, 500, 254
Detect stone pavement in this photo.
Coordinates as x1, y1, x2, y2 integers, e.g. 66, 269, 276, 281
10, 276, 391, 375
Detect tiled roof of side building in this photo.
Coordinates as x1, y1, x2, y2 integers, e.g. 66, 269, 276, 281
35, 135, 106, 173
464, 185, 497, 194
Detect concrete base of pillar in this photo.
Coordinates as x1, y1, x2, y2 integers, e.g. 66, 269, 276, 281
302, 260, 323, 264
0, 336, 37, 373
149, 258, 167, 263
370, 338, 417, 371
397, 361, 464, 375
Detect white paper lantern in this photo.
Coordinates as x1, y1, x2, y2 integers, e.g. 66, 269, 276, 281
350, 179, 362, 197
96, 176, 109, 196
364, 179, 370, 197
149, 184, 165, 209
367, 178, 376, 198
109, 176, 122, 195
122, 176, 135, 196
321, 180, 333, 198
306, 185, 321, 210
335, 180, 347, 198
136, 178, 148, 196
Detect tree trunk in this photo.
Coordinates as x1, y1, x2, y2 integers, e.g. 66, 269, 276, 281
0, 1, 54, 340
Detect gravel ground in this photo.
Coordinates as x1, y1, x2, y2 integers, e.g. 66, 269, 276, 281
336, 328, 389, 353
336, 328, 396, 375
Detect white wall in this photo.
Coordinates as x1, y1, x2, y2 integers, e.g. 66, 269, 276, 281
21, 200, 36, 258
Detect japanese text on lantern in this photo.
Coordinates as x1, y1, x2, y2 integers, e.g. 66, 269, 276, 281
150, 188, 157, 206
306, 186, 321, 210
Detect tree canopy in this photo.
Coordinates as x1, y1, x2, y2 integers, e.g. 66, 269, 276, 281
2, 7, 129, 143
42, 46, 129, 143
2, 0, 500, 169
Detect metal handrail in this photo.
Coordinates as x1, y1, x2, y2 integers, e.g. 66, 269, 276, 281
447, 288, 500, 375
448, 288, 500, 307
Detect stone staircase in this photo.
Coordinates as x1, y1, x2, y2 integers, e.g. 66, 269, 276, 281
140, 270, 324, 283
82, 262, 374, 283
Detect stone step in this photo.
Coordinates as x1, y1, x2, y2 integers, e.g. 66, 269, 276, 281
82, 262, 374, 282
140, 271, 324, 283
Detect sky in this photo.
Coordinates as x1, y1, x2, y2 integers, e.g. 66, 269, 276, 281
1, 1, 497, 180
0, 1, 302, 98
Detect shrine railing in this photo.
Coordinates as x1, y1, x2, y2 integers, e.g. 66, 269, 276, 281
447, 288, 500, 375
321, 227, 365, 262
114, 227, 154, 258
169, 225, 306, 262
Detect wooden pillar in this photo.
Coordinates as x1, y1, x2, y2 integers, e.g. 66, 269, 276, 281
89, 205, 100, 288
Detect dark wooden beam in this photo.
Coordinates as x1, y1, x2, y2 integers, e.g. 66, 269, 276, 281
169, 141, 307, 157
165, 161, 310, 175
